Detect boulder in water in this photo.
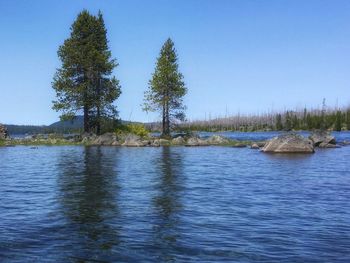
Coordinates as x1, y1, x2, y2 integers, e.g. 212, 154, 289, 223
318, 142, 340, 148
309, 130, 336, 147
251, 143, 260, 149
262, 133, 314, 153
206, 135, 230, 145
185, 137, 209, 146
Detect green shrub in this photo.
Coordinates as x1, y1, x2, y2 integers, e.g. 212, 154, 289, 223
115, 123, 149, 138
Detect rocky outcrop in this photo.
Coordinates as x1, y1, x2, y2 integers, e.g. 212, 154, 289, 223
185, 137, 209, 146
172, 136, 186, 145
251, 143, 260, 149
309, 130, 336, 147
318, 142, 340, 148
92, 133, 117, 145
81, 132, 97, 144
205, 135, 230, 145
122, 134, 146, 147
262, 133, 314, 153
0, 124, 8, 139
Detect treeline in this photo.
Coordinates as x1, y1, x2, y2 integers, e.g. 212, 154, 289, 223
179, 107, 350, 132
6, 125, 83, 135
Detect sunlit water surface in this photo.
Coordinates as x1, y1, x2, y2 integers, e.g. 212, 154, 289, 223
1, 132, 350, 262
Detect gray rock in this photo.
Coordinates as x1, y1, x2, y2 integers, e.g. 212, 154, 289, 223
92, 133, 117, 145
122, 134, 145, 147
251, 143, 260, 149
206, 135, 230, 145
318, 142, 340, 148
159, 139, 170, 145
256, 142, 266, 148
309, 130, 336, 147
185, 137, 209, 146
142, 140, 152, 146
339, 140, 350, 146
172, 136, 186, 145
262, 133, 314, 153
151, 139, 161, 147
112, 141, 121, 146
81, 132, 97, 143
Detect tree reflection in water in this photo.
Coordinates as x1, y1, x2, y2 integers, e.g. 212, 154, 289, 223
57, 147, 120, 261
152, 147, 185, 261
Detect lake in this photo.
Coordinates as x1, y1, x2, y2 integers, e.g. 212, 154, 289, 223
1, 132, 350, 262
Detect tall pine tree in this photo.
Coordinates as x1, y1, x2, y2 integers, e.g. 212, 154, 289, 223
143, 38, 187, 137
52, 10, 121, 134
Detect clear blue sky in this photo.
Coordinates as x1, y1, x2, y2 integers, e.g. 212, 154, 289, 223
0, 0, 349, 125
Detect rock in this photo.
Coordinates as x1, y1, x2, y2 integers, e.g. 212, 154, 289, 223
142, 140, 152, 146
185, 137, 208, 146
251, 143, 260, 149
81, 132, 97, 144
256, 142, 266, 148
151, 139, 161, 147
172, 136, 186, 145
159, 139, 170, 145
231, 143, 247, 148
122, 134, 145, 147
0, 124, 9, 140
206, 135, 230, 145
112, 141, 121, 146
262, 133, 314, 153
318, 142, 340, 148
309, 130, 336, 147
339, 140, 350, 146
92, 133, 117, 145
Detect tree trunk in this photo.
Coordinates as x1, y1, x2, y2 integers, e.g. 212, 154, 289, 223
96, 78, 101, 135
96, 106, 101, 135
84, 105, 89, 133
162, 90, 170, 137
162, 100, 166, 136
165, 101, 170, 136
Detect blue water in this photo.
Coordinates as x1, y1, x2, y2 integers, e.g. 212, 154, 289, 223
1, 132, 350, 262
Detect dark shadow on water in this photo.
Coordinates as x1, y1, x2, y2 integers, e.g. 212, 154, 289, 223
57, 146, 121, 261
152, 147, 184, 262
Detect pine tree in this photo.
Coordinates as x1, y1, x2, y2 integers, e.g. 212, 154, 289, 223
284, 111, 292, 131
334, 110, 342, 131
275, 114, 283, 130
143, 38, 187, 137
52, 10, 121, 134
346, 110, 350, 130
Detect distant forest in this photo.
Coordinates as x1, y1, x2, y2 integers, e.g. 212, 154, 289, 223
178, 105, 350, 132
7, 105, 350, 135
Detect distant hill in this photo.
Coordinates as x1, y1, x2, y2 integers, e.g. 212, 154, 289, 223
49, 116, 84, 130
6, 116, 85, 135
5, 116, 151, 135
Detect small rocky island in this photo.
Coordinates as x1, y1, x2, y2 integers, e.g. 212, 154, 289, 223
1, 122, 347, 154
